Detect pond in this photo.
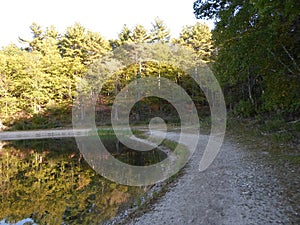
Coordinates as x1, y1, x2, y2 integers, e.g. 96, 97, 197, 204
0, 134, 167, 224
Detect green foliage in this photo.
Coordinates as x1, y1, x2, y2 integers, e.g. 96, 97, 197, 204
9, 104, 72, 130
194, 0, 300, 117
111, 18, 170, 48
174, 22, 213, 62
118, 24, 134, 44
0, 23, 111, 124
1, 19, 212, 128
149, 17, 171, 43
132, 25, 150, 43
233, 100, 256, 117
60, 23, 111, 65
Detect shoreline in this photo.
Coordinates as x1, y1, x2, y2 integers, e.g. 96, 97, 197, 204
107, 123, 300, 224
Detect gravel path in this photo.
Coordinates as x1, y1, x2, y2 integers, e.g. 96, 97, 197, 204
127, 132, 300, 225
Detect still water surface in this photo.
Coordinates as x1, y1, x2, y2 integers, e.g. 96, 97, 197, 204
0, 136, 166, 224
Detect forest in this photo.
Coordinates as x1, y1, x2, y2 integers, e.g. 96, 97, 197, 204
194, 0, 300, 118
0, 1, 299, 223
0, 18, 213, 129
0, 0, 299, 131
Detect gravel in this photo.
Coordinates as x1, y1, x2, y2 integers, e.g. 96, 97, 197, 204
124, 132, 300, 225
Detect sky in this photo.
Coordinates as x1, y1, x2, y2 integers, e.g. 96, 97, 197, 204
0, 0, 214, 47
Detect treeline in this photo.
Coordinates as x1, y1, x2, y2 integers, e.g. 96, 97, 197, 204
194, 0, 300, 118
2, 0, 299, 129
0, 18, 212, 128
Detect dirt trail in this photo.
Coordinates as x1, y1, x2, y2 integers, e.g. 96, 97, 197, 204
126, 132, 299, 225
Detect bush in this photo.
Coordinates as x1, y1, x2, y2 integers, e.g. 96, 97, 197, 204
233, 100, 256, 117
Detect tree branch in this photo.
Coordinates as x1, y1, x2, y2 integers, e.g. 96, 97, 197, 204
267, 48, 295, 75
281, 44, 300, 72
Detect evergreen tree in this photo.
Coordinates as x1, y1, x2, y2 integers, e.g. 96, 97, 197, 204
118, 24, 133, 44
150, 17, 171, 43
59, 23, 110, 66
174, 22, 213, 62
132, 24, 150, 43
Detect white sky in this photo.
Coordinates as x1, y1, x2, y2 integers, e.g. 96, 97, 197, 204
0, 0, 214, 47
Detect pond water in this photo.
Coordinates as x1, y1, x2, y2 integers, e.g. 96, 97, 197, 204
0, 135, 167, 224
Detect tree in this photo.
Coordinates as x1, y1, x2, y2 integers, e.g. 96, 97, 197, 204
174, 22, 213, 62
59, 23, 111, 66
194, 0, 300, 115
118, 24, 133, 44
20, 24, 79, 106
150, 17, 171, 43
109, 24, 136, 50
26, 22, 43, 51
132, 24, 150, 43
0, 45, 45, 114
0, 46, 19, 118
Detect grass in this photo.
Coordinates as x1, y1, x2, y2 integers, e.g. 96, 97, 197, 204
270, 154, 300, 165
226, 114, 300, 145
133, 131, 189, 156
225, 114, 300, 172
96, 128, 143, 139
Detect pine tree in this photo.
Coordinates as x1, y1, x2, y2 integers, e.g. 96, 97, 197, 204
175, 22, 213, 62
59, 23, 110, 66
150, 17, 171, 43
118, 24, 133, 44
132, 25, 150, 43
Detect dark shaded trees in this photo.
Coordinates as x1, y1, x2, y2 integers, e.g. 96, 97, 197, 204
194, 0, 300, 116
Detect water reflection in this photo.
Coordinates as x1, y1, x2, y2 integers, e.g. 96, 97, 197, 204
101, 137, 167, 166
0, 136, 166, 224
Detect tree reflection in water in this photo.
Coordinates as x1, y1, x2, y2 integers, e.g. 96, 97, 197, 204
0, 137, 166, 224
